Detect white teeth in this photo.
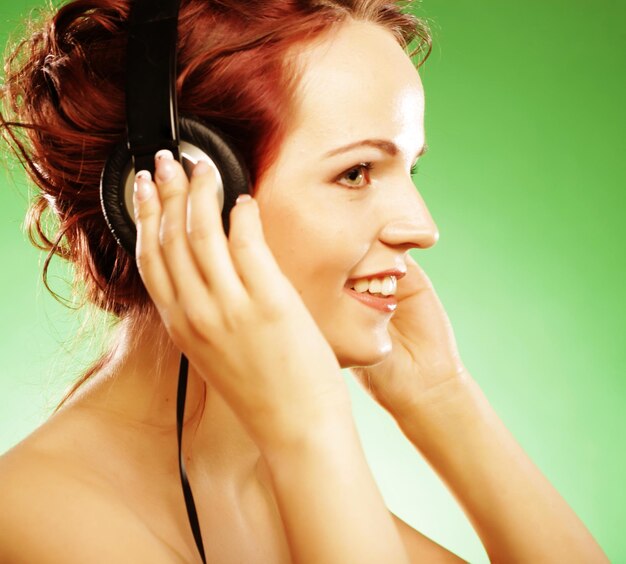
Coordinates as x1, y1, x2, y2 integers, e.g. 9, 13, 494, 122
354, 279, 370, 293
369, 278, 383, 294
381, 277, 395, 296
351, 276, 397, 296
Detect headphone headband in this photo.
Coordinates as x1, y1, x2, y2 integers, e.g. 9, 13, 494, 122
126, 0, 181, 175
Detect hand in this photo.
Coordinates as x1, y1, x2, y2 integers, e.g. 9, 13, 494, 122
349, 254, 468, 420
132, 153, 351, 448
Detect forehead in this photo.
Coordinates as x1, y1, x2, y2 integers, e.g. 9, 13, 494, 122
289, 19, 425, 150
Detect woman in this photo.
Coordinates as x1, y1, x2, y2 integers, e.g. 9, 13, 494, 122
0, 0, 608, 562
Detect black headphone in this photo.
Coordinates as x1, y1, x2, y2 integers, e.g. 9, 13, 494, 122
99, 1, 251, 561
100, 0, 250, 256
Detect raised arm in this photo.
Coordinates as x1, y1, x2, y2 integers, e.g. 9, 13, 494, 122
395, 371, 608, 563
133, 154, 410, 563
350, 256, 608, 562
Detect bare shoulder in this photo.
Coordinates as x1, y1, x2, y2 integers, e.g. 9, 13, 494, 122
0, 434, 183, 564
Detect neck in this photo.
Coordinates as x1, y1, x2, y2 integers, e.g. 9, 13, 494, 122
67, 315, 264, 491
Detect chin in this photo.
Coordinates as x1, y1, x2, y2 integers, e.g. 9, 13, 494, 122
334, 330, 393, 369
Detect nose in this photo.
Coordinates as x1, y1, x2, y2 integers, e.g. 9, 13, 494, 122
377, 186, 439, 251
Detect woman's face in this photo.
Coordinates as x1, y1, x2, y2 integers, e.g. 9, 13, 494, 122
255, 20, 438, 368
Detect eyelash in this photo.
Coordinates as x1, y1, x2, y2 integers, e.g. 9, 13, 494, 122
336, 162, 420, 189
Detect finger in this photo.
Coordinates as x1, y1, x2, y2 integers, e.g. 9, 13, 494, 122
153, 150, 218, 317
396, 252, 435, 300
399, 253, 454, 338
186, 161, 247, 304
133, 170, 175, 307
227, 195, 288, 303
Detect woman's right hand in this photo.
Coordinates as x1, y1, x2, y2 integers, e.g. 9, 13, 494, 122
132, 151, 351, 449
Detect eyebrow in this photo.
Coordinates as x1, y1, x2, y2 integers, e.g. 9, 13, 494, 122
323, 138, 429, 161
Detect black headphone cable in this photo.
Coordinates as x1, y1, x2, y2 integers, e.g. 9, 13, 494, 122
176, 353, 207, 563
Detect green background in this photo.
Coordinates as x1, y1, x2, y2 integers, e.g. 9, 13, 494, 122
1, 1, 624, 562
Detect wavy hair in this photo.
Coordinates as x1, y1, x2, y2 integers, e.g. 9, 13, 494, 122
0, 0, 432, 403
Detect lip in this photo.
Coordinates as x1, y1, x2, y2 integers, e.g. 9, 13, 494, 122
344, 286, 397, 313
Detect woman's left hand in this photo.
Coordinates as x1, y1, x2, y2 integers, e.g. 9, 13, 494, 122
349, 253, 467, 419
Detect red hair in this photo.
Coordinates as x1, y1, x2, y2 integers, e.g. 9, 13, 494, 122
1, 0, 431, 401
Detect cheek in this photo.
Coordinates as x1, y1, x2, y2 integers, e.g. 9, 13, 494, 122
258, 196, 357, 288
256, 192, 392, 366
258, 201, 315, 277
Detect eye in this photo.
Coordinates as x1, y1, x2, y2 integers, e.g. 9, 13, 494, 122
336, 162, 373, 189
410, 162, 420, 176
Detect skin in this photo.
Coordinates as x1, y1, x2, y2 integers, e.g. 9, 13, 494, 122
0, 19, 448, 563
0, 17, 608, 564
254, 20, 437, 368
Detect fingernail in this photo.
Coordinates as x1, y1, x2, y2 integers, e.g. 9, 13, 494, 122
155, 157, 176, 182
134, 174, 153, 202
192, 160, 212, 177
236, 194, 252, 205
155, 149, 174, 160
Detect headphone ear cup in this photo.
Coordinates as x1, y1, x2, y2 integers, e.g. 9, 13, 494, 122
100, 140, 136, 256
100, 116, 251, 257
178, 116, 251, 235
